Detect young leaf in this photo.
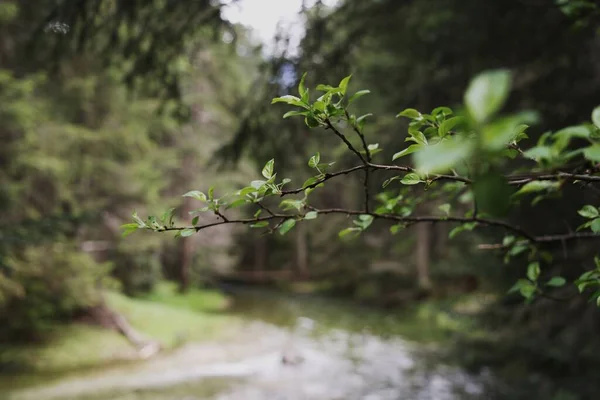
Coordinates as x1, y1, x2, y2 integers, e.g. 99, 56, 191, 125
262, 159, 275, 179
578, 205, 599, 219
593, 105, 600, 128
392, 144, 422, 160
527, 262, 541, 281
348, 90, 370, 105
400, 173, 422, 185
546, 277, 566, 287
304, 211, 318, 220
279, 219, 296, 235
414, 138, 474, 174
121, 223, 139, 237
250, 221, 269, 228
308, 153, 321, 168
339, 75, 352, 95
272, 95, 309, 109
438, 116, 462, 137
298, 72, 307, 98
339, 227, 361, 239
283, 110, 309, 119
514, 180, 560, 196
191, 216, 199, 226
583, 144, 600, 162
180, 228, 196, 237
183, 191, 207, 202
464, 69, 511, 123
438, 203, 451, 215
591, 218, 600, 233
397, 108, 422, 120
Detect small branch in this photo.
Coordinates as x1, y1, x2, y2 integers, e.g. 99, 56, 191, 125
478, 231, 600, 250
214, 209, 229, 222
507, 172, 600, 185
325, 119, 366, 163
280, 165, 366, 195
257, 201, 275, 216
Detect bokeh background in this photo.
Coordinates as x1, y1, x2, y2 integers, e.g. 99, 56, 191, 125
1, 1, 600, 399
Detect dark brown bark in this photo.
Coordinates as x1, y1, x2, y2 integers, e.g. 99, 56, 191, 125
295, 221, 309, 278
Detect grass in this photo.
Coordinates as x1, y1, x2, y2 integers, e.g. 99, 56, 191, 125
0, 282, 238, 378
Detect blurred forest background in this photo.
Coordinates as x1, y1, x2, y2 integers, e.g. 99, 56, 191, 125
1, 0, 600, 399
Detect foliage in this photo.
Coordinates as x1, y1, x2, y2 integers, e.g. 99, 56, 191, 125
0, 242, 112, 341
132, 71, 600, 307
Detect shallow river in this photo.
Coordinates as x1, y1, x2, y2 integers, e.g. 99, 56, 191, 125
5, 289, 498, 400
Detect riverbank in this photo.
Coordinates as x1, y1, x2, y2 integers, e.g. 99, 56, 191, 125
0, 282, 239, 387
2, 286, 498, 400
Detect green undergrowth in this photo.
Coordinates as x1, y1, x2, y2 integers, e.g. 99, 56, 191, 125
0, 282, 236, 382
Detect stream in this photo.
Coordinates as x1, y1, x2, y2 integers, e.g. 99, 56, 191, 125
5, 288, 499, 400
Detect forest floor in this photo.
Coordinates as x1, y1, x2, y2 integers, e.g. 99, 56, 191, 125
0, 282, 241, 387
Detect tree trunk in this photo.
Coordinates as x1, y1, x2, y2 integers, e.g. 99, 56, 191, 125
254, 236, 267, 280
416, 222, 433, 291
295, 222, 308, 278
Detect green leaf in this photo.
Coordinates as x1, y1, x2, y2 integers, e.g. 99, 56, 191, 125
121, 223, 139, 237
578, 205, 599, 219
303, 176, 321, 188
464, 69, 511, 123
382, 176, 402, 188
304, 211, 318, 220
208, 186, 215, 200
367, 143, 379, 151
591, 218, 600, 233
250, 221, 269, 228
348, 90, 370, 104
392, 144, 422, 160
262, 159, 275, 179
482, 112, 538, 151
180, 229, 196, 237
298, 72, 307, 98
514, 180, 560, 196
473, 173, 514, 217
449, 222, 478, 239
438, 203, 451, 215
503, 235, 516, 247
592, 106, 600, 128
272, 95, 308, 109
183, 190, 207, 202
523, 146, 553, 162
279, 219, 296, 235
414, 138, 474, 174
356, 113, 373, 125
160, 208, 175, 224
308, 152, 321, 168
339, 75, 352, 95
279, 199, 304, 211
583, 144, 600, 162
397, 108, 422, 120
283, 110, 309, 119
432, 107, 453, 117
438, 116, 463, 137
527, 262, 540, 281
554, 125, 590, 141
250, 180, 266, 189
339, 227, 361, 239
400, 173, 422, 185
226, 199, 247, 209
546, 276, 566, 287
191, 216, 199, 225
